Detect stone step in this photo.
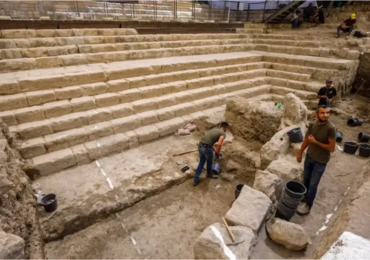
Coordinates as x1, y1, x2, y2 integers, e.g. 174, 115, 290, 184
25, 84, 272, 177
0, 44, 253, 73
250, 38, 322, 48
0, 33, 248, 49
244, 23, 266, 29
236, 28, 266, 34
0, 39, 250, 60
270, 86, 317, 100
17, 76, 320, 161
0, 28, 138, 39
1, 64, 267, 124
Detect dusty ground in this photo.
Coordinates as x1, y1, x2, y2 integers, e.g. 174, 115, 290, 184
43, 95, 369, 259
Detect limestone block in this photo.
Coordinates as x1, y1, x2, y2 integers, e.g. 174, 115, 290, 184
65, 71, 106, 86
20, 137, 46, 159
286, 80, 306, 91
45, 128, 88, 152
86, 53, 105, 63
0, 80, 20, 95
174, 91, 195, 104
266, 159, 303, 182
1, 29, 37, 38
0, 93, 27, 112
253, 170, 282, 202
225, 185, 271, 232
124, 130, 138, 149
32, 148, 76, 175
155, 117, 184, 137
119, 89, 142, 103
319, 49, 330, 58
156, 95, 176, 109
111, 115, 142, 134
126, 76, 147, 89
193, 223, 256, 260
186, 79, 202, 90
193, 96, 223, 111
50, 112, 88, 132
71, 144, 90, 165
43, 100, 72, 118
168, 81, 187, 93
0, 111, 17, 126
86, 108, 112, 124
72, 29, 98, 36
84, 134, 129, 160
134, 125, 159, 144
95, 93, 120, 108
138, 111, 158, 125
19, 74, 67, 92
23, 47, 49, 58
172, 103, 196, 117
55, 86, 82, 100
266, 218, 310, 251
84, 121, 113, 140
15, 106, 45, 123
60, 54, 87, 66
140, 84, 172, 99
0, 231, 25, 259
144, 74, 163, 86
132, 99, 158, 113
160, 72, 177, 84
14, 120, 52, 139
259, 126, 298, 169
107, 79, 129, 92
36, 56, 63, 68
35, 29, 55, 37
110, 104, 134, 119
2, 49, 23, 59
156, 107, 175, 121
174, 70, 199, 81
346, 50, 360, 60
0, 59, 36, 72
70, 97, 95, 112
26, 90, 56, 106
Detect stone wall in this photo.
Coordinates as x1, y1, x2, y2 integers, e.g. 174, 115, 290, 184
355, 51, 370, 95
0, 120, 43, 259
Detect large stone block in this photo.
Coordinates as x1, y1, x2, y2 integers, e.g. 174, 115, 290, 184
70, 97, 95, 112
111, 115, 141, 134
225, 185, 271, 232
266, 159, 303, 182
0, 59, 36, 72
55, 86, 82, 100
0, 111, 17, 126
95, 93, 120, 108
84, 134, 129, 160
266, 218, 310, 251
155, 117, 184, 137
86, 107, 112, 125
32, 148, 76, 175
36, 56, 63, 68
19, 137, 46, 159
84, 121, 113, 140
14, 120, 53, 139
0, 231, 25, 259
15, 106, 45, 123
0, 94, 28, 111
50, 112, 89, 132
253, 170, 282, 202
45, 128, 88, 152
0, 79, 20, 95
109, 104, 134, 119
71, 144, 90, 165
119, 89, 142, 103
19, 74, 67, 92
107, 79, 129, 92
65, 71, 106, 86
26, 90, 56, 106
134, 125, 159, 143
132, 99, 158, 113
194, 223, 256, 260
1, 29, 37, 38
43, 100, 72, 118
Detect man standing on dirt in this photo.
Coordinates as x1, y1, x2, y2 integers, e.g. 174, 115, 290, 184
193, 122, 229, 186
296, 106, 336, 215
317, 79, 337, 107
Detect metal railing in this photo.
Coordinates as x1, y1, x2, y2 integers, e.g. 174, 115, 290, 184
0, 0, 291, 23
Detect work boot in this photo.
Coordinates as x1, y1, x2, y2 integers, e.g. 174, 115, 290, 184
193, 179, 200, 186
207, 173, 218, 179
297, 202, 311, 215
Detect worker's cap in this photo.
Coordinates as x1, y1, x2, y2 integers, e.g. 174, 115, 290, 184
326, 79, 333, 83
351, 13, 356, 19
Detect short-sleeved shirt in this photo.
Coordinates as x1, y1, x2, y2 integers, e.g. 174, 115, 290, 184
318, 87, 337, 106
344, 18, 356, 27
200, 128, 226, 146
305, 121, 336, 164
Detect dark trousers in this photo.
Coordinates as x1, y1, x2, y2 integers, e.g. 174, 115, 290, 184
337, 26, 354, 35
193, 143, 213, 183
303, 155, 327, 207
292, 20, 302, 28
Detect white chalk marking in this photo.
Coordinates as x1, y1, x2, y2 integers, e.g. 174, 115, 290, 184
319, 225, 328, 232
95, 161, 101, 168
106, 177, 114, 190
115, 194, 119, 200
334, 205, 339, 212
210, 225, 236, 260
100, 168, 107, 177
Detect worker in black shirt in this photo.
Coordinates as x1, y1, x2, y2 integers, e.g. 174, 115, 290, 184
317, 79, 337, 107
336, 13, 356, 38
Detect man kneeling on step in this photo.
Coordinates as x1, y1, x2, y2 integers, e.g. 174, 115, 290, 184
296, 106, 336, 215
193, 122, 229, 186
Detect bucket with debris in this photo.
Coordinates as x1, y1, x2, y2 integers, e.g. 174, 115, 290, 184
40, 194, 57, 213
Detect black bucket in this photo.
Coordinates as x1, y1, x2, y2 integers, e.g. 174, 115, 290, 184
336, 131, 343, 143
358, 133, 370, 143
287, 128, 303, 143
275, 181, 306, 221
343, 141, 359, 155
235, 184, 244, 200
347, 118, 363, 127
41, 194, 57, 213
212, 163, 222, 175
359, 144, 370, 158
